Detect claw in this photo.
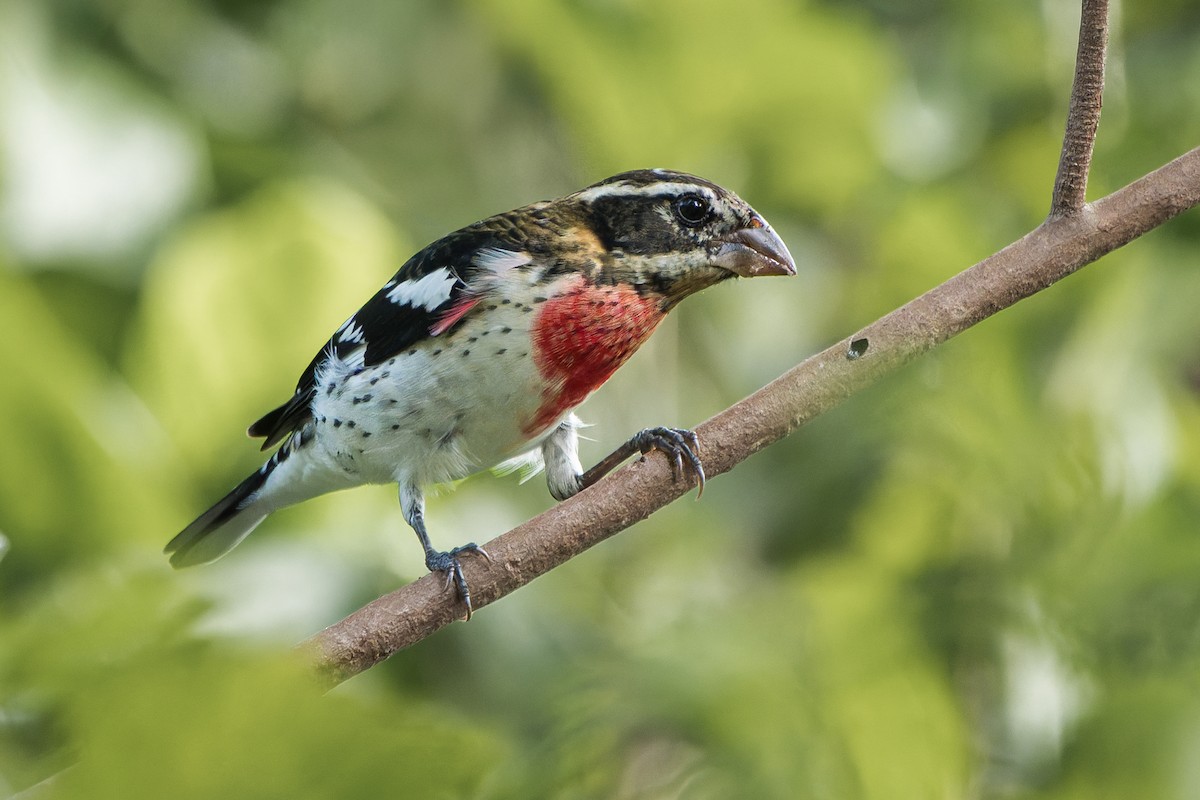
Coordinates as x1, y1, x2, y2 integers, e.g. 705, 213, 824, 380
630, 426, 706, 498
426, 543, 488, 621
579, 425, 707, 496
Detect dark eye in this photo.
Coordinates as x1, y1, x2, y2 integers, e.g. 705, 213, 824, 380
673, 194, 710, 227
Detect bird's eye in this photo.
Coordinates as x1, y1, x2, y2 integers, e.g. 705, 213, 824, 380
673, 194, 710, 227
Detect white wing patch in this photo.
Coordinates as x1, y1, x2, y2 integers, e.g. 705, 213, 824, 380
335, 318, 365, 344
386, 267, 458, 311
474, 247, 530, 274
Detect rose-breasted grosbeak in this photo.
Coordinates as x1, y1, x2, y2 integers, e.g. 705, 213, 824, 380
166, 169, 795, 616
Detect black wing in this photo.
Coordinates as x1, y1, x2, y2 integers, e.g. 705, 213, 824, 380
247, 220, 533, 449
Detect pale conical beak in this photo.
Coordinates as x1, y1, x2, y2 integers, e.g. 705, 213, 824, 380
713, 217, 796, 278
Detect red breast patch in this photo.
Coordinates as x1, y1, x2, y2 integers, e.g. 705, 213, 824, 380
525, 277, 665, 435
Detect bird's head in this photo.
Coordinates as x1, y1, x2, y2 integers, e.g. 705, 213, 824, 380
566, 169, 796, 309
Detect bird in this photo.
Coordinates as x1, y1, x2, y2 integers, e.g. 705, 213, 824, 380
165, 169, 795, 617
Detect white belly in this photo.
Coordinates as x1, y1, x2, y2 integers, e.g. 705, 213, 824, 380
310, 304, 554, 489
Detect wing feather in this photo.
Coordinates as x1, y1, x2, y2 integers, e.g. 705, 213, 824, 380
246, 222, 533, 448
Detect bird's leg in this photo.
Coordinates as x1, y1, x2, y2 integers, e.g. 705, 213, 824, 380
579, 427, 706, 496
399, 484, 490, 620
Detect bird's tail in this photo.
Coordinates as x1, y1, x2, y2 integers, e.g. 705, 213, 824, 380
165, 468, 272, 568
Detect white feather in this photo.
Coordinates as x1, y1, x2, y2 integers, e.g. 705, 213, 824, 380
474, 247, 530, 274
336, 319, 365, 344
385, 267, 458, 311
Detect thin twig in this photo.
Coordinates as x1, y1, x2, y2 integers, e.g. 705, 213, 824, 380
1050, 0, 1109, 216
306, 146, 1200, 687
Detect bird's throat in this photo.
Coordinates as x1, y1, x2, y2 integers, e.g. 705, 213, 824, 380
525, 277, 665, 435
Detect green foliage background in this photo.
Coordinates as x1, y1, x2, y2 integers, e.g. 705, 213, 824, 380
2, 1, 1199, 797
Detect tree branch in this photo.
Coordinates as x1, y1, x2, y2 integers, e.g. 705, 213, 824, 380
306, 144, 1200, 687
304, 1, 1200, 687
1051, 0, 1109, 216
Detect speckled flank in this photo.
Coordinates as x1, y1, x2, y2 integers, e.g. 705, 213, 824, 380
307, 299, 546, 490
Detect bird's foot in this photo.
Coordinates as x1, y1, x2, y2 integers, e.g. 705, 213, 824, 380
426, 543, 491, 620
579, 426, 706, 496
630, 427, 706, 497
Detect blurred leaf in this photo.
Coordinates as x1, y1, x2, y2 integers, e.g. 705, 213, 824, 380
0, 266, 183, 585
125, 178, 406, 482
475, 0, 892, 216
0, 565, 503, 799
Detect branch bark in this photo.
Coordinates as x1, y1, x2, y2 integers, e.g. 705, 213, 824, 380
1051, 0, 1109, 216
305, 146, 1200, 686
304, 1, 1200, 687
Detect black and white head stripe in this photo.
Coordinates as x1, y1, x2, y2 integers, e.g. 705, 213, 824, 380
579, 168, 725, 193
571, 169, 725, 207
568, 169, 754, 259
